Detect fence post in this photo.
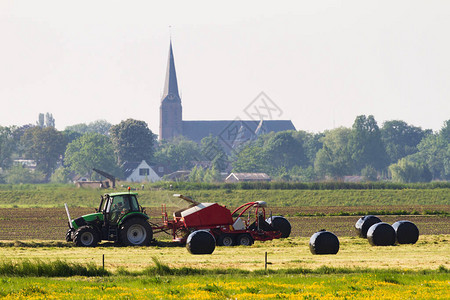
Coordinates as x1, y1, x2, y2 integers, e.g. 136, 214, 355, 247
265, 251, 268, 271
102, 254, 105, 270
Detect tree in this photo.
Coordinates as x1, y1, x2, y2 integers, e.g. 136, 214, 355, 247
289, 165, 316, 182
188, 165, 205, 182
381, 120, 431, 164
5, 164, 46, 184
65, 123, 88, 134
63, 130, 83, 146
264, 131, 308, 171
200, 135, 228, 171
45, 113, 55, 128
293, 131, 324, 167
361, 165, 378, 181
153, 137, 201, 171
314, 127, 353, 179
389, 158, 432, 183
410, 120, 450, 180
232, 144, 268, 173
231, 131, 309, 176
89, 120, 112, 135
110, 119, 156, 164
0, 126, 15, 169
349, 115, 388, 173
64, 133, 120, 179
440, 120, 450, 141
20, 126, 65, 179
36, 113, 45, 128
50, 167, 72, 184
36, 112, 55, 128
65, 120, 112, 135
203, 166, 221, 182
10, 124, 33, 158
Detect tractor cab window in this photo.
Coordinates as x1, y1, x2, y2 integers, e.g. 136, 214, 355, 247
100, 196, 108, 212
129, 195, 139, 211
106, 195, 139, 223
106, 195, 129, 223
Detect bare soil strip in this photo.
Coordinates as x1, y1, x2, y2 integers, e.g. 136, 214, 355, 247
0, 207, 448, 240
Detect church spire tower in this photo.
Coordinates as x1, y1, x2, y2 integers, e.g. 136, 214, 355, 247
159, 40, 182, 140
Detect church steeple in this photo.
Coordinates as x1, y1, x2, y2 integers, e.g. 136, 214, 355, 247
162, 41, 180, 100
159, 40, 183, 140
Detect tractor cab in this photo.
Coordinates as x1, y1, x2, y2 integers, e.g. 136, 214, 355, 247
101, 193, 140, 224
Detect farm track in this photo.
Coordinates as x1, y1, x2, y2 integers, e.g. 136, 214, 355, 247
0, 206, 448, 241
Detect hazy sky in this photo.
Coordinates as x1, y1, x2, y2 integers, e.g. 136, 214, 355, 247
1, 0, 449, 134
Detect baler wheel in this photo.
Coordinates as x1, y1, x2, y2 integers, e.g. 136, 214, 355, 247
218, 234, 234, 246
73, 226, 99, 247
119, 218, 153, 246
236, 234, 254, 246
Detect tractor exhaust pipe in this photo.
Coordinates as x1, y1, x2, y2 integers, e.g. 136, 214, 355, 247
64, 203, 73, 229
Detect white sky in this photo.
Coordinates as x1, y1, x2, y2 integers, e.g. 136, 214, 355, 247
1, 0, 449, 134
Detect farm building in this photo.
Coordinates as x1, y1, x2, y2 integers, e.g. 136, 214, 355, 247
225, 172, 271, 183
122, 160, 161, 182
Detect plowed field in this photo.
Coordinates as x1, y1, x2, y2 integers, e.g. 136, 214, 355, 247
0, 206, 448, 241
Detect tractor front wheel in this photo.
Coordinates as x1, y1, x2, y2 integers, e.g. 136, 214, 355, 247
66, 229, 73, 242
73, 226, 99, 247
119, 218, 153, 246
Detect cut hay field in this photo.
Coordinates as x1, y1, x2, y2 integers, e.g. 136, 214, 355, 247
1, 235, 449, 272
0, 236, 449, 299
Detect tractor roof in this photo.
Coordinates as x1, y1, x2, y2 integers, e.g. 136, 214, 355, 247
106, 192, 138, 197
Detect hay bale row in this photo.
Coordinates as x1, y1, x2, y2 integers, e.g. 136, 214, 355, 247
355, 216, 419, 246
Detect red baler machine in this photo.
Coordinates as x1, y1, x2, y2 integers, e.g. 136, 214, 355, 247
153, 194, 291, 246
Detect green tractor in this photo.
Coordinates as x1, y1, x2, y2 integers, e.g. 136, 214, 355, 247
65, 191, 153, 247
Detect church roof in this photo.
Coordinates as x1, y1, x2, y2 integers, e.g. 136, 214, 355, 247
162, 41, 180, 101
182, 120, 296, 148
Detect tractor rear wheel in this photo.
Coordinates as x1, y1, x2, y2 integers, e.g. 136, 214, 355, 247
218, 234, 234, 246
119, 218, 153, 246
73, 226, 99, 247
236, 234, 254, 246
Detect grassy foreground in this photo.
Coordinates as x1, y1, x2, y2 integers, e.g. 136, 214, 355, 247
0, 271, 449, 299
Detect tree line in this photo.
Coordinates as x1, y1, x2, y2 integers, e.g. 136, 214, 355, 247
233, 116, 449, 182
0, 114, 448, 184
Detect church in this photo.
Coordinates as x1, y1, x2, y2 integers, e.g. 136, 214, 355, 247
159, 41, 296, 150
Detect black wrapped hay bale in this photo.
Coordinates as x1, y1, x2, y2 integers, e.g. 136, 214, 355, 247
392, 220, 419, 244
266, 216, 291, 238
367, 222, 396, 246
355, 215, 382, 238
186, 230, 216, 255
309, 230, 339, 255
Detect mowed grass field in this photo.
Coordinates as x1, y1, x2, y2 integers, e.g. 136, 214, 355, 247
0, 236, 449, 299
0, 185, 449, 299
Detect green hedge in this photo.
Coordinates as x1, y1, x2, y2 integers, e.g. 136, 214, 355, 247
149, 181, 450, 191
